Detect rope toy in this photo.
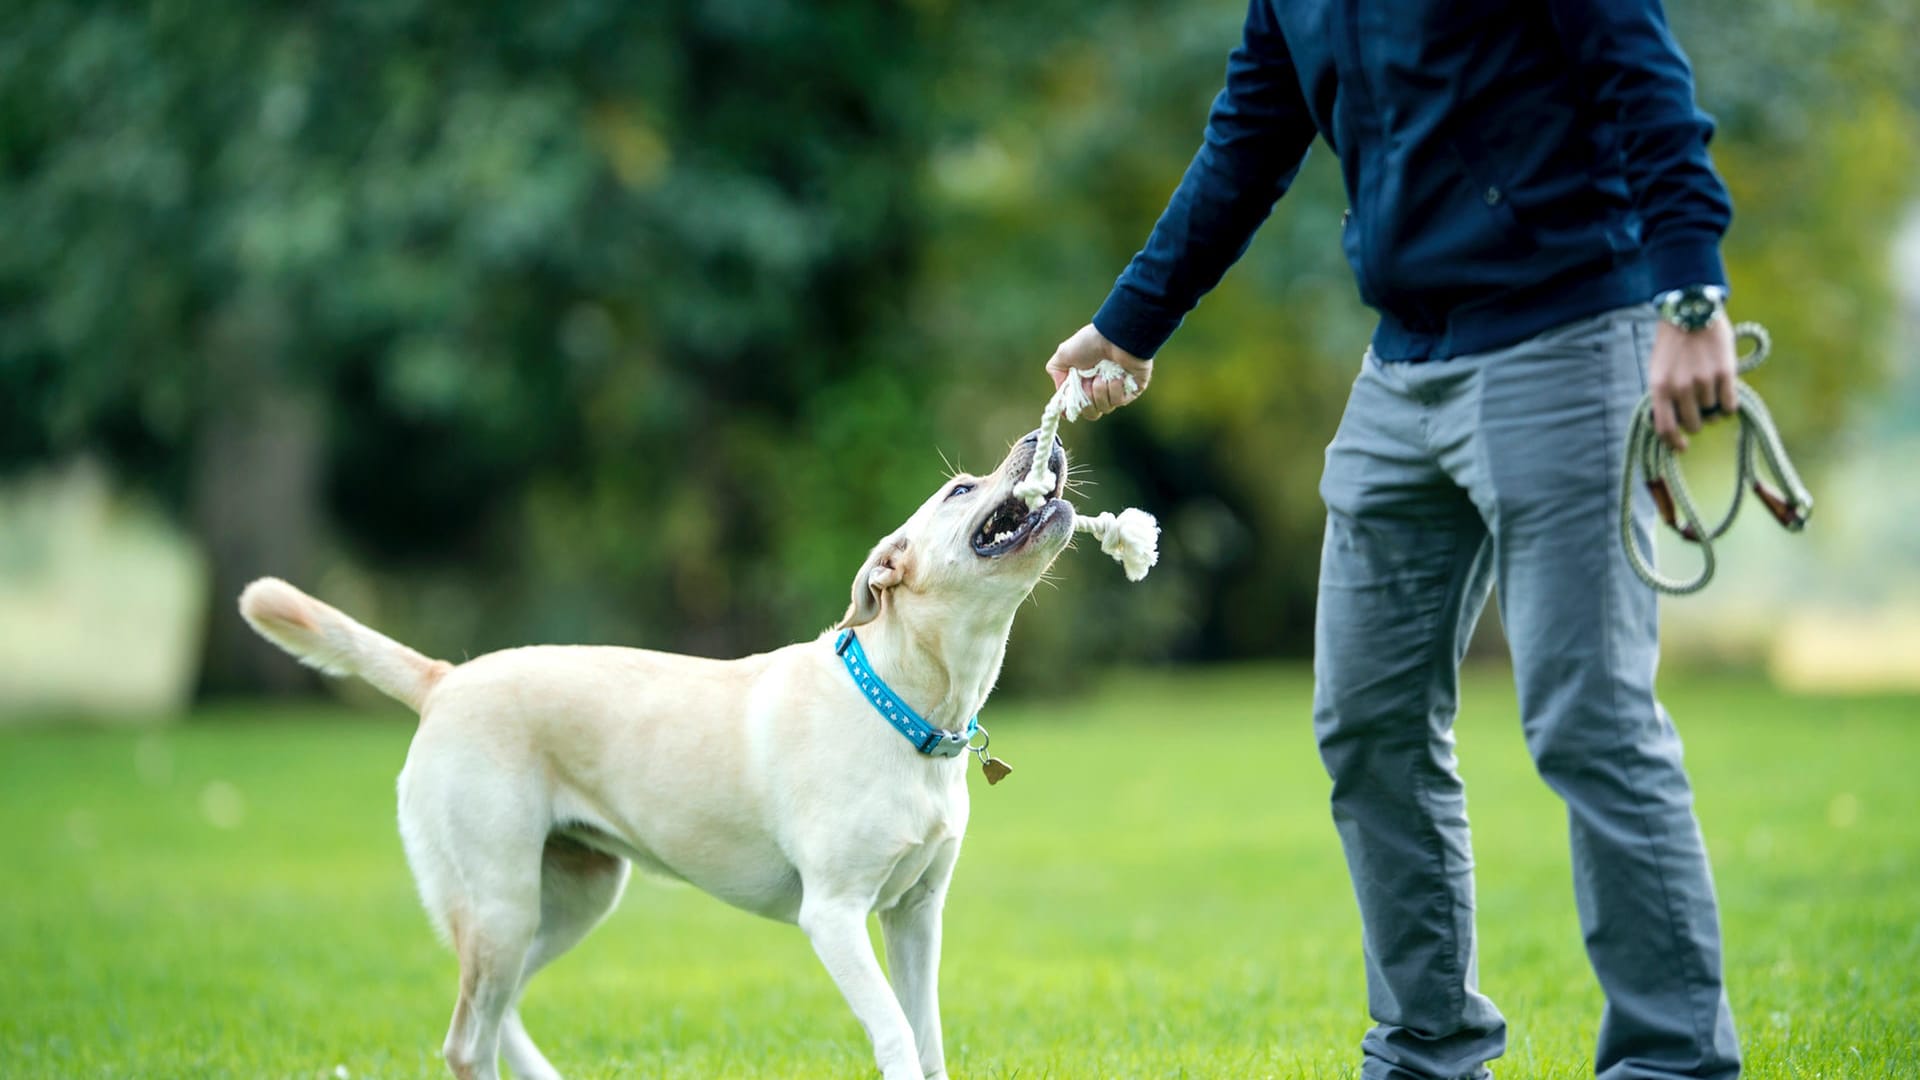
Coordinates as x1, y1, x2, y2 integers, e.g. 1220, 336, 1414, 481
1621, 322, 1814, 595
1018, 359, 1161, 581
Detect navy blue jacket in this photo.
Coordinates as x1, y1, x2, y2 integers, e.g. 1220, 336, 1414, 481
1093, 0, 1733, 362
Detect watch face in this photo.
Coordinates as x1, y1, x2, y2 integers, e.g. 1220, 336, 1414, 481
1675, 295, 1715, 329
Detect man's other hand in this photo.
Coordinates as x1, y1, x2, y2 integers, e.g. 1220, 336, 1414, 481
1648, 316, 1738, 452
1046, 324, 1153, 421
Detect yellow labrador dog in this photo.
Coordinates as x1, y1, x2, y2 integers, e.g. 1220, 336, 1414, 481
238, 430, 1073, 1080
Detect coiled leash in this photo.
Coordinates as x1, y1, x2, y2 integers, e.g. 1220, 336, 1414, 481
1621, 322, 1814, 595
1016, 359, 1161, 581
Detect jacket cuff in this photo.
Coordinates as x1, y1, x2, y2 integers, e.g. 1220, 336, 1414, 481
1092, 283, 1186, 361
1644, 236, 1728, 297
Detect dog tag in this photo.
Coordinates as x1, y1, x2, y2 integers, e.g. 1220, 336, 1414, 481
980, 756, 1013, 785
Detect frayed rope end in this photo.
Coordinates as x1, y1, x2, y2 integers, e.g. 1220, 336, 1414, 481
1075, 508, 1160, 581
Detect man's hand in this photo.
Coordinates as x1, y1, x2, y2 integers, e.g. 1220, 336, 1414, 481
1648, 316, 1738, 452
1046, 324, 1153, 421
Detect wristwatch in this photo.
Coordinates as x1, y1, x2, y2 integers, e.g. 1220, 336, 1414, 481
1654, 284, 1728, 332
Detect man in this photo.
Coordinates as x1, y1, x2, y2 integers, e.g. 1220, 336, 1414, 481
1046, 3, 1743, 1078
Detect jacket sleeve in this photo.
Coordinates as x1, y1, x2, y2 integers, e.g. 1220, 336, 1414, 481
1546, 0, 1733, 295
1091, 0, 1318, 359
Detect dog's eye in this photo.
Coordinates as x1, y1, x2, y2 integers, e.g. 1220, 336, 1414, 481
945, 483, 974, 500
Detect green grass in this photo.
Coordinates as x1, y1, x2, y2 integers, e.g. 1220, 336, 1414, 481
2, 667, 1916, 1078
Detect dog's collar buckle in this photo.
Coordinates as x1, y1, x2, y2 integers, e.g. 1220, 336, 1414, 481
834, 630, 977, 759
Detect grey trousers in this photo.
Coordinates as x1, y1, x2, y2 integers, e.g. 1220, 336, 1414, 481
1311, 306, 1741, 1080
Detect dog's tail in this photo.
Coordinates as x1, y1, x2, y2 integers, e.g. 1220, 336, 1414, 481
237, 577, 451, 712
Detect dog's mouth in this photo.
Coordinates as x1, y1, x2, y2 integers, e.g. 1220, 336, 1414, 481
972, 439, 1070, 558
972, 496, 1051, 557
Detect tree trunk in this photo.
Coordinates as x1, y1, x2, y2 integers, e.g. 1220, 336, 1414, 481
192, 295, 325, 697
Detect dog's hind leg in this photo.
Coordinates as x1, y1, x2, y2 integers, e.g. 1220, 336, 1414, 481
498, 834, 631, 1080
442, 905, 537, 1080
399, 754, 547, 1080
498, 1013, 559, 1080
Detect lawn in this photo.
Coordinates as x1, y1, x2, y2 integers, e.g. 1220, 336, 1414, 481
2, 667, 1916, 1079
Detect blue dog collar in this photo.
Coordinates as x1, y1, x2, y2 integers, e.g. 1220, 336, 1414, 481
835, 630, 977, 758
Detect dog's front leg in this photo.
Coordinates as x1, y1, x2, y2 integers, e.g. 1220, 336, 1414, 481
878, 843, 959, 1079
800, 893, 924, 1080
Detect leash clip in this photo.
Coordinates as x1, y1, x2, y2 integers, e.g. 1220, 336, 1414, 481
1644, 477, 1702, 542
1752, 480, 1808, 532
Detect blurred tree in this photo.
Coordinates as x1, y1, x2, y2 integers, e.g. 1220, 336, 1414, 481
1, 0, 943, 689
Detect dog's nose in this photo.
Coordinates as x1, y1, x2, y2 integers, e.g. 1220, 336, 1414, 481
1019, 429, 1064, 450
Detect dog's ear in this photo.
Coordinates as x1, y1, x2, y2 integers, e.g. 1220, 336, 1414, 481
838, 536, 909, 630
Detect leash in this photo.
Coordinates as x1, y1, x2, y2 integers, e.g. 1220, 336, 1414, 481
1015, 359, 1161, 581
1620, 322, 1814, 595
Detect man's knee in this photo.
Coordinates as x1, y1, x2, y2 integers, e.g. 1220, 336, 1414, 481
1522, 688, 1693, 812
1312, 652, 1435, 762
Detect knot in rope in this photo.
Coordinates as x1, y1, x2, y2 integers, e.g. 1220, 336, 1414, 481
1621, 321, 1814, 595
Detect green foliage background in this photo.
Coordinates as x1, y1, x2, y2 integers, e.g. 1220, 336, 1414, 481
2, 0, 1915, 690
